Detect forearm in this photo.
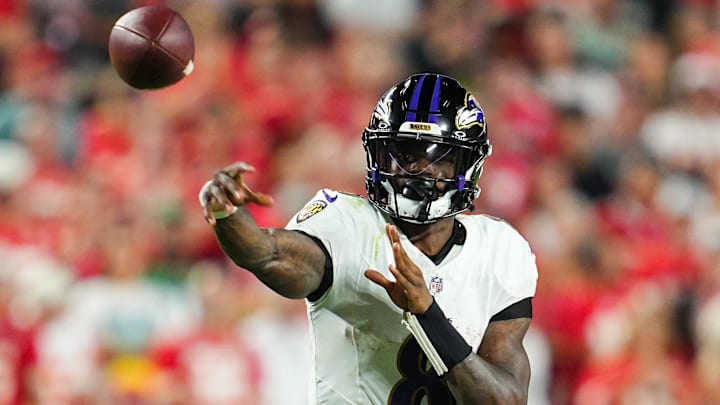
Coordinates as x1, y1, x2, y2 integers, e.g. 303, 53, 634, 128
213, 207, 323, 298
445, 353, 529, 405
213, 207, 278, 271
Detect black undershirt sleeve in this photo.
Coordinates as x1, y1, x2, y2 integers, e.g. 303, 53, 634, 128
489, 297, 533, 322
297, 232, 333, 302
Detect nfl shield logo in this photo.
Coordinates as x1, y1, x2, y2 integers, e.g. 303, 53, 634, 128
429, 276, 444, 295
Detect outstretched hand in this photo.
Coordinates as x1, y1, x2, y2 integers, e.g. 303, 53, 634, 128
198, 162, 274, 225
365, 224, 434, 314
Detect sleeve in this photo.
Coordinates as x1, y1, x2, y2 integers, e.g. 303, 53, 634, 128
284, 189, 348, 243
284, 189, 348, 301
492, 223, 538, 316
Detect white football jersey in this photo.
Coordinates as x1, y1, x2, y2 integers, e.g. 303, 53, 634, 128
285, 189, 538, 405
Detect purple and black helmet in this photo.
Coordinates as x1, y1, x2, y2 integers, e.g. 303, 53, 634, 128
362, 73, 492, 223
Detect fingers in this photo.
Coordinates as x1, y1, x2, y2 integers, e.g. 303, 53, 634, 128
198, 161, 273, 225
199, 181, 216, 225
210, 176, 239, 212
374, 224, 434, 313
215, 172, 245, 206
365, 266, 408, 291
222, 161, 255, 181
388, 259, 432, 313
364, 269, 394, 291
385, 223, 400, 243
198, 180, 237, 226
388, 263, 411, 291
386, 224, 411, 269
216, 169, 274, 207
239, 181, 274, 207
385, 224, 424, 288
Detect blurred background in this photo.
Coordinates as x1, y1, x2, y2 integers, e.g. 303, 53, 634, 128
1, 0, 720, 404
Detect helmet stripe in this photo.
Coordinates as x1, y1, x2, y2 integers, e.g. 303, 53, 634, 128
405, 74, 426, 122
428, 75, 442, 123
405, 74, 443, 123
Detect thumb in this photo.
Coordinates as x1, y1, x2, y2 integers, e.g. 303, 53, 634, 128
364, 269, 394, 292
249, 190, 275, 206
240, 182, 274, 206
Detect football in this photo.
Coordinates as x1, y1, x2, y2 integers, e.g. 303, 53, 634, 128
108, 5, 195, 89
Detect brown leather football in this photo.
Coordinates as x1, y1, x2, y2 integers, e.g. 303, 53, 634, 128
108, 6, 195, 89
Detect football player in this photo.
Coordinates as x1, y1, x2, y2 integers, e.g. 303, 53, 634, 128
199, 73, 538, 404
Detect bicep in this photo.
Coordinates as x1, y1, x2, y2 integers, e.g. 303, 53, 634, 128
256, 228, 329, 299
443, 317, 532, 404
477, 317, 532, 389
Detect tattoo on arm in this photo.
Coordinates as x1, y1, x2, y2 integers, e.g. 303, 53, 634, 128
213, 207, 327, 299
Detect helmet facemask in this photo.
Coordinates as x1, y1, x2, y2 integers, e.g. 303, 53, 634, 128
365, 136, 491, 224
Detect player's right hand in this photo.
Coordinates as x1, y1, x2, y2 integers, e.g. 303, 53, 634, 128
198, 162, 274, 226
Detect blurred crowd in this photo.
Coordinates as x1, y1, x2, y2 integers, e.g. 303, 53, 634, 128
1, 0, 720, 404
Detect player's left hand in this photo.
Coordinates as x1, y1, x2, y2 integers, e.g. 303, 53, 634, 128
365, 224, 434, 314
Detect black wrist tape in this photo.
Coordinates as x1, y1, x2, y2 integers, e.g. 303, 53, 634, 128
403, 299, 473, 376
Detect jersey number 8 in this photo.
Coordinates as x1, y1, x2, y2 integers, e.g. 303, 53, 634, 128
388, 335, 456, 405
